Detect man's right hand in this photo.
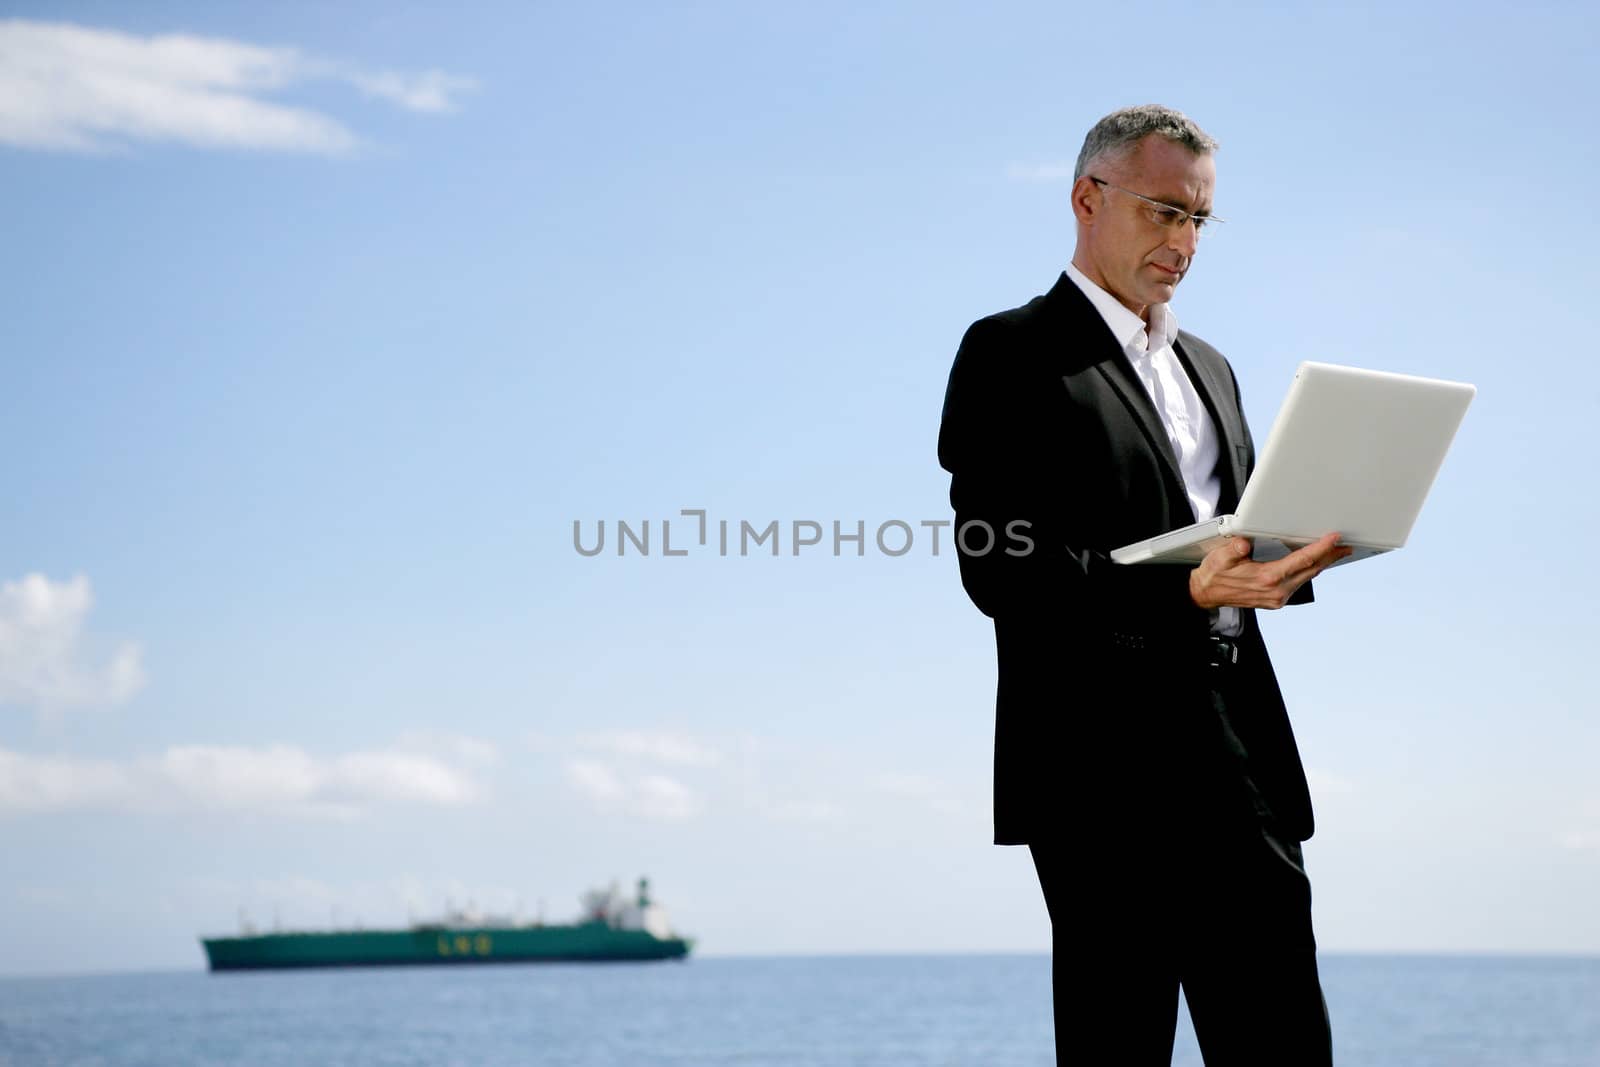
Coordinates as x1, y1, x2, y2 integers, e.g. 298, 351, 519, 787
1188, 532, 1353, 611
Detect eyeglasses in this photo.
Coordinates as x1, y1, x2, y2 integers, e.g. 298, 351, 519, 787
1088, 177, 1224, 236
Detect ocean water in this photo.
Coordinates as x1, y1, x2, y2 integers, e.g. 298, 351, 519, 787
1, 954, 1597, 1066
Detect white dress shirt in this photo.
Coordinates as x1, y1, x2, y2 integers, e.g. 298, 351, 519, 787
1064, 262, 1241, 637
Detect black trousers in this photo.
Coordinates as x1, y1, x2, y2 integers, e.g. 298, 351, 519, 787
1028, 687, 1333, 1066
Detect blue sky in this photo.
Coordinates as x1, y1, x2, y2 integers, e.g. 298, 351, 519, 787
2, 1, 1598, 976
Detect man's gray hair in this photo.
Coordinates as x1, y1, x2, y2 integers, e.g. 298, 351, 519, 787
1073, 105, 1218, 181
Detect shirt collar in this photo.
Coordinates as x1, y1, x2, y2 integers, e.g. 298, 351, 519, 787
1063, 261, 1179, 357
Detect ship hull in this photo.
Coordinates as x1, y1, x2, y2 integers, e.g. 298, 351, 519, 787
202, 922, 691, 971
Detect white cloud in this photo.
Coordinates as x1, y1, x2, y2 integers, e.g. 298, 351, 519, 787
634, 774, 700, 820
548, 729, 885, 825
559, 730, 719, 820
159, 744, 321, 807
161, 744, 484, 815
565, 758, 625, 802
0, 740, 488, 818
0, 19, 476, 154
1556, 830, 1600, 851
564, 758, 700, 821
0, 573, 145, 714
576, 729, 722, 767
349, 69, 478, 114
0, 748, 129, 813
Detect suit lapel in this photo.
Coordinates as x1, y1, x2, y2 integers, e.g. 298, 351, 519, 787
1042, 274, 1249, 521
1173, 337, 1248, 512
1091, 354, 1192, 512
1038, 276, 1190, 512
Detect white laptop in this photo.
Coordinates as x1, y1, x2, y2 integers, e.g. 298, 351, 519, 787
1111, 361, 1475, 566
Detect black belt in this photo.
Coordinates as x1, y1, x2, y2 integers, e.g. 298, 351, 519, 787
1107, 631, 1243, 668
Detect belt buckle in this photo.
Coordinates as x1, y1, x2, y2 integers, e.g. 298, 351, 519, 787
1207, 636, 1238, 667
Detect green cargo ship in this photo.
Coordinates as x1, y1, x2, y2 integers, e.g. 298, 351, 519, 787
202, 878, 691, 971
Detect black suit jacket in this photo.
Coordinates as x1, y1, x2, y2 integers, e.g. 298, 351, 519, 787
938, 272, 1315, 845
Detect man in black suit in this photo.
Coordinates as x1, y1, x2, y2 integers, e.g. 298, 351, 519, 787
937, 105, 1350, 1065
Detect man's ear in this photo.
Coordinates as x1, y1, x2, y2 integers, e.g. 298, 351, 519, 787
1069, 176, 1099, 226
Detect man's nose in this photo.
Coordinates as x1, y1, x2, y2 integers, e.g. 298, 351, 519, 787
1168, 218, 1199, 258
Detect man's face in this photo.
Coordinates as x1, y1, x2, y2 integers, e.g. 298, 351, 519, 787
1072, 134, 1216, 319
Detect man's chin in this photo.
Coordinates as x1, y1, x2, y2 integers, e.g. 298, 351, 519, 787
1142, 281, 1178, 305
1145, 268, 1182, 295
